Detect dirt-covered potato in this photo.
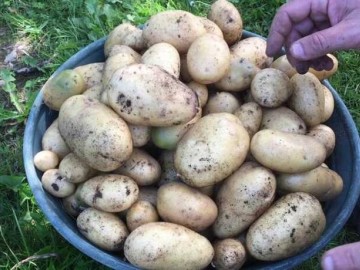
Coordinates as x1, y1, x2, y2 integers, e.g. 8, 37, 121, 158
187, 81, 209, 107
307, 124, 336, 157
251, 68, 293, 108
213, 162, 276, 238
251, 129, 326, 173
246, 192, 326, 261
78, 174, 139, 212
59, 153, 96, 183
322, 84, 335, 122
58, 95, 133, 172
42, 119, 71, 159
208, 0, 243, 45
277, 166, 343, 201
77, 208, 129, 251
41, 169, 75, 198
74, 62, 104, 89
113, 148, 161, 186
108, 44, 141, 62
141, 42, 180, 78
124, 222, 214, 270
309, 54, 338, 81
204, 92, 241, 115
288, 73, 325, 127
107, 64, 199, 127
142, 10, 206, 54
212, 239, 246, 270
34, 150, 59, 172
187, 33, 231, 84
234, 102, 262, 137
175, 113, 250, 187
270, 55, 297, 78
126, 201, 159, 232
42, 69, 86, 110
199, 17, 224, 38
261, 107, 307, 134
82, 84, 103, 100
127, 124, 151, 147
157, 182, 218, 231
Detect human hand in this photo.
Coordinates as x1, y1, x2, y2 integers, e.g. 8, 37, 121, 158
321, 242, 360, 270
266, 0, 360, 74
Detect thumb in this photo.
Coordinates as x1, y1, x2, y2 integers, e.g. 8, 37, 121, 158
321, 242, 360, 270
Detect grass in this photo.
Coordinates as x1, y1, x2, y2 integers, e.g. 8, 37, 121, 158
0, 0, 359, 269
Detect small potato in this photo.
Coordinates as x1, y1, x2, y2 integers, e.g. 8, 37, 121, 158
82, 84, 103, 100
108, 44, 141, 62
261, 107, 307, 134
41, 169, 75, 198
34, 150, 59, 172
270, 55, 297, 78
251, 129, 326, 173
187, 81, 209, 107
309, 54, 338, 81
199, 17, 224, 38
77, 208, 129, 251
42, 119, 71, 159
157, 182, 218, 232
59, 153, 96, 183
246, 192, 326, 261
138, 186, 158, 206
43, 69, 86, 111
124, 222, 214, 270
307, 124, 336, 157
74, 62, 104, 89
251, 68, 293, 108
322, 84, 335, 122
79, 174, 139, 212
212, 239, 246, 270
180, 54, 193, 83
187, 34, 231, 84
113, 148, 161, 186
62, 193, 88, 217
126, 201, 159, 232
288, 73, 325, 127
234, 102, 262, 137
277, 166, 344, 201
128, 124, 151, 147
204, 92, 241, 115
158, 150, 182, 186
208, 0, 243, 45
141, 43, 180, 78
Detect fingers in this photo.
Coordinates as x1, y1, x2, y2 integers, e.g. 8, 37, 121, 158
321, 242, 360, 270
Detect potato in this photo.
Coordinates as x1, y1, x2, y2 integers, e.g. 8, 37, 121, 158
41, 169, 75, 198
199, 17, 224, 38
77, 208, 129, 251
59, 153, 96, 183
124, 222, 214, 270
212, 239, 246, 270
309, 54, 338, 81
108, 44, 141, 62
128, 124, 151, 147
138, 186, 158, 206
82, 84, 103, 100
58, 95, 133, 172
74, 62, 104, 89
187, 33, 231, 84
142, 10, 206, 54
187, 81, 209, 107
288, 73, 325, 127
231, 37, 273, 68
78, 174, 139, 212
175, 113, 250, 187
246, 192, 326, 261
322, 84, 335, 122
126, 201, 159, 232
215, 57, 259, 92
113, 148, 161, 186
270, 55, 297, 78
261, 107, 307, 134
141, 43, 180, 78
157, 182, 218, 231
277, 166, 344, 201
208, 0, 243, 45
34, 150, 59, 172
204, 92, 241, 115
251, 68, 293, 108
104, 23, 145, 56
158, 150, 182, 186
107, 64, 199, 127
180, 54, 193, 83
234, 102, 262, 137
42, 69, 85, 110
62, 192, 88, 217
251, 129, 326, 173
213, 162, 276, 238
307, 124, 336, 157
42, 119, 71, 159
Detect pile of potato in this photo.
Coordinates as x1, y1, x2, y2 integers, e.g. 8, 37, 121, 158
34, 0, 344, 269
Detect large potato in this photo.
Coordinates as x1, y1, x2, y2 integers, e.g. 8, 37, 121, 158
77, 208, 129, 251
142, 10, 206, 54
42, 119, 71, 159
251, 129, 326, 173
175, 113, 250, 187
107, 64, 199, 127
208, 0, 243, 45
59, 153, 96, 183
58, 95, 133, 171
213, 162, 276, 238
157, 182, 218, 232
78, 174, 139, 212
124, 222, 214, 270
246, 192, 326, 261
234, 102, 262, 137
212, 239, 246, 270
307, 124, 336, 157
204, 92, 241, 115
309, 54, 338, 81
270, 55, 297, 78
74, 62, 104, 89
126, 201, 159, 232
187, 33, 231, 84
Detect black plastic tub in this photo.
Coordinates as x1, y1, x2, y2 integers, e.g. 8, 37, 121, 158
23, 31, 360, 270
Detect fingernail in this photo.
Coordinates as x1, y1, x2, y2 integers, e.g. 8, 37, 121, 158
291, 43, 305, 59
322, 255, 334, 270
